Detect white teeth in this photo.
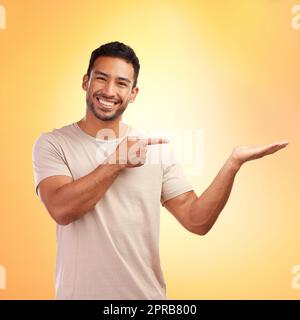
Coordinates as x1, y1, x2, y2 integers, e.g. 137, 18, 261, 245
98, 98, 114, 106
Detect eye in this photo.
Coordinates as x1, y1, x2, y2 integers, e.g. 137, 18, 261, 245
96, 77, 106, 80
119, 82, 127, 87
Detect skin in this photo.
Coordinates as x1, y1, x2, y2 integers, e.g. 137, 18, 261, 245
37, 56, 289, 230
79, 56, 139, 138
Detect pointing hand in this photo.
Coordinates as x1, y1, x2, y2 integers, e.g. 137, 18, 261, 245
106, 136, 169, 168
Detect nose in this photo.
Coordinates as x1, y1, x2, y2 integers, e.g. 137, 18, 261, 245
102, 80, 115, 97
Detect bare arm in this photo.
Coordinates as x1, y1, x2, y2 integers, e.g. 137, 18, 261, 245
38, 163, 125, 226
187, 157, 239, 234
163, 158, 238, 235
164, 141, 289, 235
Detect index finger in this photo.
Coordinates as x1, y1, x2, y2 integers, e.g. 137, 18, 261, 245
143, 137, 169, 145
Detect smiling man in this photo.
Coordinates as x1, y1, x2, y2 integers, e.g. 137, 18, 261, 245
32, 41, 288, 300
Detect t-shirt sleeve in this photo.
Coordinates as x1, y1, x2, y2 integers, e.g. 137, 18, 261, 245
160, 147, 194, 206
32, 133, 73, 196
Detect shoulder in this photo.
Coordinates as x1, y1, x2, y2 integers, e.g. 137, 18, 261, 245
32, 123, 74, 152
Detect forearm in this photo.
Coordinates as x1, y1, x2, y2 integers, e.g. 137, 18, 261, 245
52, 163, 125, 224
188, 157, 241, 235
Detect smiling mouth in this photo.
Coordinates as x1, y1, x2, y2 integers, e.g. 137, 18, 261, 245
95, 97, 119, 109
96, 97, 117, 107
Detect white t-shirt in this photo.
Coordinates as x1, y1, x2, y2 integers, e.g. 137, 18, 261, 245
32, 122, 193, 300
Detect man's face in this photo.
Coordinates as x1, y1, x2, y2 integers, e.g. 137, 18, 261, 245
82, 56, 139, 121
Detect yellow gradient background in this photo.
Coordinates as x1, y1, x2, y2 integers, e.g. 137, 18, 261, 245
0, 0, 299, 299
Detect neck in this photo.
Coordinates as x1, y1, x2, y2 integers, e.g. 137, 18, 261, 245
77, 111, 128, 140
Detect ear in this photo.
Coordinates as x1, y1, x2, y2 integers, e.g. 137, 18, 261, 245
82, 74, 89, 91
129, 86, 139, 103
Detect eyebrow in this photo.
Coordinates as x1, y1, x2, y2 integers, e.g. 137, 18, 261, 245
94, 71, 132, 83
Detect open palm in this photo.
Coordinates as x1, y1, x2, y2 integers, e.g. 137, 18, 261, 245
231, 141, 289, 166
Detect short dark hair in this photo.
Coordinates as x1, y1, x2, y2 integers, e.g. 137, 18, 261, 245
86, 41, 140, 88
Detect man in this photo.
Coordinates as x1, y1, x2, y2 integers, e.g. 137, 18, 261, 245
32, 41, 288, 300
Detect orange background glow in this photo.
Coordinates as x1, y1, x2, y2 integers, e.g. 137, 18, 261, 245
0, 0, 299, 299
